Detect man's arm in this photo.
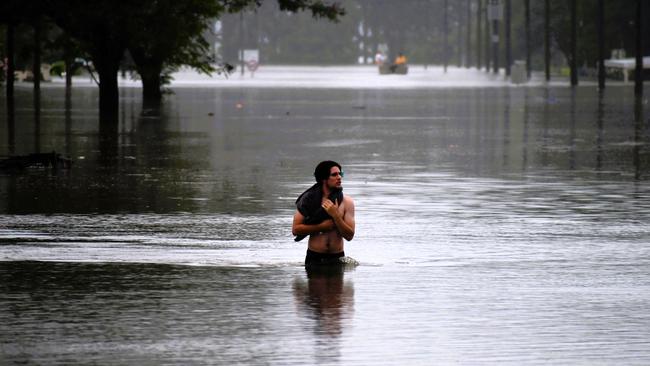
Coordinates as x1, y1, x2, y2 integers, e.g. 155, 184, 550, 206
292, 210, 335, 236
323, 197, 355, 241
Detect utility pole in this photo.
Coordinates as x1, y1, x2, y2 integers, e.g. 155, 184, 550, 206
359, 2, 369, 65
33, 20, 42, 112
426, 2, 431, 69
505, 0, 511, 77
487, 0, 502, 75
544, 0, 550, 81
444, 0, 448, 73
597, 0, 605, 90
477, 0, 482, 69
239, 11, 244, 77
492, 17, 499, 74
458, 3, 463, 68
466, 0, 472, 68
635, 0, 644, 96
485, 1, 491, 72
525, 0, 531, 79
570, 0, 578, 86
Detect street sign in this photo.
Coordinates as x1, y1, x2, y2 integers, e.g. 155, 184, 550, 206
246, 59, 259, 72
241, 49, 259, 64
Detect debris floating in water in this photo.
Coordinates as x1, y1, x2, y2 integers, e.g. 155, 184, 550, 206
339, 256, 359, 266
0, 151, 72, 171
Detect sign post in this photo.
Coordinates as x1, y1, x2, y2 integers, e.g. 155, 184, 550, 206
241, 49, 259, 78
487, 0, 502, 74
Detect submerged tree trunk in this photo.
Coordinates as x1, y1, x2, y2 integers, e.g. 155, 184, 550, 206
544, 0, 550, 81
96, 61, 119, 161
141, 71, 163, 103
635, 0, 643, 97
33, 20, 41, 107
6, 22, 16, 154
64, 38, 73, 93
95, 59, 120, 125
6, 22, 15, 117
130, 48, 164, 104
33, 20, 42, 154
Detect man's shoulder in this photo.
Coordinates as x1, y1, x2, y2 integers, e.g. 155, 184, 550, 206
342, 194, 354, 206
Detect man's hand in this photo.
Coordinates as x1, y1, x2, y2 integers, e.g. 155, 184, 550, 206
320, 219, 336, 232
322, 198, 341, 219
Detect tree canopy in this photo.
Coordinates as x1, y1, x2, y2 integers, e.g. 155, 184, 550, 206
1, 0, 345, 122
1, 0, 648, 122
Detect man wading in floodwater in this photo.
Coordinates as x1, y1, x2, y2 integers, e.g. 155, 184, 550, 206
292, 161, 355, 266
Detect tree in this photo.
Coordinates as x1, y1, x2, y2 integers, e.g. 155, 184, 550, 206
125, 0, 344, 103
44, 0, 344, 124
45, 0, 131, 124
531, 0, 638, 74
127, 0, 224, 103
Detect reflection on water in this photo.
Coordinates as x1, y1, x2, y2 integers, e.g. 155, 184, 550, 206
0, 261, 331, 365
293, 266, 355, 364
1, 86, 648, 214
634, 96, 644, 180
1, 84, 649, 364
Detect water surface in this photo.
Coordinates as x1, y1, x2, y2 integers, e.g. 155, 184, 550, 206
1, 82, 649, 364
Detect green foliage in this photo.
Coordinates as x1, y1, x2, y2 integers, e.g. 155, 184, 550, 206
1, 0, 645, 93
523, 0, 644, 69
128, 0, 224, 74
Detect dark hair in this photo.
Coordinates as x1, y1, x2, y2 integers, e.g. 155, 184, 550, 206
314, 160, 341, 183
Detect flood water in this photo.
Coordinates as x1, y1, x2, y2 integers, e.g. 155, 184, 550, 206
1, 78, 650, 364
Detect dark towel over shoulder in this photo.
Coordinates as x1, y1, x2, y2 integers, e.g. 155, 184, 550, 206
294, 183, 343, 242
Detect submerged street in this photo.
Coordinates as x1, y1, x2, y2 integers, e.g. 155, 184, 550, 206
1, 70, 649, 363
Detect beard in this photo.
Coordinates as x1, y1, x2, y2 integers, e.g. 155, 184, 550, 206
328, 184, 343, 193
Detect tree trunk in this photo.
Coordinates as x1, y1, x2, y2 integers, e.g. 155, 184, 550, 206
6, 22, 16, 155
6, 22, 15, 117
635, 0, 643, 97
96, 63, 119, 161
64, 40, 73, 94
141, 71, 163, 103
33, 20, 41, 102
544, 0, 550, 81
130, 49, 164, 104
95, 60, 120, 126
33, 20, 42, 154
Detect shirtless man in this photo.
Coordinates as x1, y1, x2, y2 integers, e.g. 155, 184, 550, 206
292, 161, 355, 266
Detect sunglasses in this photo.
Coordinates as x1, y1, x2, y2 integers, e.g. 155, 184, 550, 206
330, 171, 344, 178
